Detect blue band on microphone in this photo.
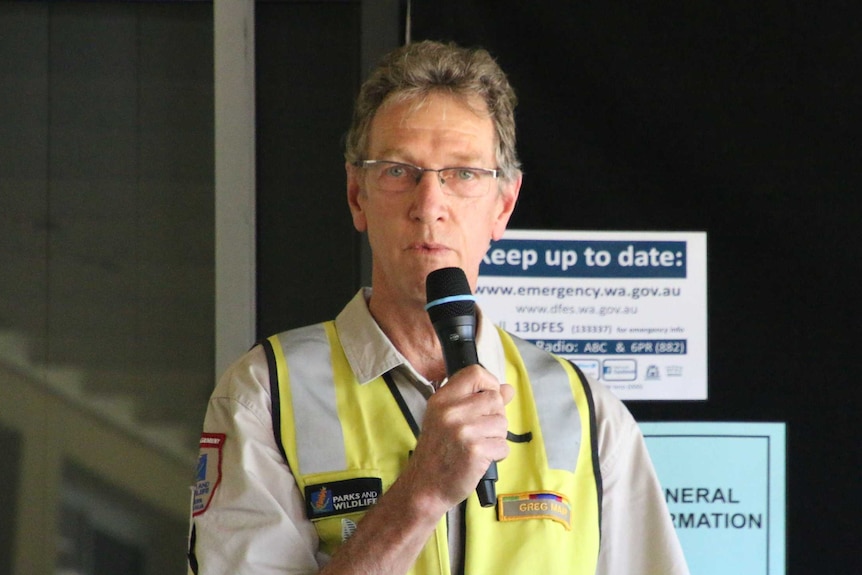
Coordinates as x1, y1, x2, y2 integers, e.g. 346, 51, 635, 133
424, 294, 477, 311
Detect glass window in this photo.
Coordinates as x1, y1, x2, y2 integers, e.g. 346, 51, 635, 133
0, 3, 213, 573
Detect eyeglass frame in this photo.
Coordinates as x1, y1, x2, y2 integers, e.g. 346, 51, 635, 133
354, 159, 500, 197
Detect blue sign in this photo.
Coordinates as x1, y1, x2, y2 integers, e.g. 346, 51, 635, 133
639, 422, 786, 575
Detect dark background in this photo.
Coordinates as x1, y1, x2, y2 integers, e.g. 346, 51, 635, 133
0, 426, 21, 575
255, 1, 861, 573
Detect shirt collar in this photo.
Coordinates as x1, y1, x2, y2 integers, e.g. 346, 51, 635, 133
335, 288, 506, 386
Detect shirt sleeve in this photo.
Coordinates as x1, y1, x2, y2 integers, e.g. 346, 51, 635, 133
188, 346, 326, 574
589, 379, 691, 575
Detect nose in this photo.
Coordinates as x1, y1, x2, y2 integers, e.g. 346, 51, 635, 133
409, 170, 448, 223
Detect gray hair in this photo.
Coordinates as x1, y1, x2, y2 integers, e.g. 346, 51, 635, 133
345, 40, 521, 182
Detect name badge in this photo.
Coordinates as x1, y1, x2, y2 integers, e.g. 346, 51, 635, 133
498, 491, 572, 530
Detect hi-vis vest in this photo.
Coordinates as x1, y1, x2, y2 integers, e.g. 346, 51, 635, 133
262, 321, 602, 575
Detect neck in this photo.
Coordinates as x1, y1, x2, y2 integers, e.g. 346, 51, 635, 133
367, 291, 448, 383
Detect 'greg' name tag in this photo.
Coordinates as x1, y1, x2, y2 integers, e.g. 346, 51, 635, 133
498, 491, 572, 530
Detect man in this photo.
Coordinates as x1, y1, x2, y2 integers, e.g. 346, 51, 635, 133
188, 40, 689, 574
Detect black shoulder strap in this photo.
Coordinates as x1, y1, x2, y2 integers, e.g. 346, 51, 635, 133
261, 338, 291, 466
568, 360, 604, 538
382, 371, 421, 439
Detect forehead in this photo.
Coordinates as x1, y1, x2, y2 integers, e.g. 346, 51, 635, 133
366, 92, 496, 161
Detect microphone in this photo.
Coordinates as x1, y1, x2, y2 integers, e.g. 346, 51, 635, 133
425, 267, 497, 508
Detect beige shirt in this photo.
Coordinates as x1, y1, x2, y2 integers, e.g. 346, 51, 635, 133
190, 289, 690, 575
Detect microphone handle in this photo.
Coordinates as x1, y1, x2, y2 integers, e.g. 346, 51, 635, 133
433, 317, 497, 508
440, 328, 479, 376
475, 462, 498, 507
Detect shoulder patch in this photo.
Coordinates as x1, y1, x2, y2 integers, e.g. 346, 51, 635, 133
192, 433, 226, 516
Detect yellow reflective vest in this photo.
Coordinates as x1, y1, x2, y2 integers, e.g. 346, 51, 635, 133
262, 321, 601, 575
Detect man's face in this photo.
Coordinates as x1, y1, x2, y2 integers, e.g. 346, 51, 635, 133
347, 92, 520, 307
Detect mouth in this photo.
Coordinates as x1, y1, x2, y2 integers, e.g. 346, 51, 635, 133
407, 241, 450, 254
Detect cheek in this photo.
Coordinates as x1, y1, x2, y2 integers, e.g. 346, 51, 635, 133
458, 209, 498, 251
362, 201, 402, 247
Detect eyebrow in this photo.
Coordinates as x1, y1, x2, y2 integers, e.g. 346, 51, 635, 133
370, 150, 490, 167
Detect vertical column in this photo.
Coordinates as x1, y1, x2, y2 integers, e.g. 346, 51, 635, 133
214, 0, 256, 378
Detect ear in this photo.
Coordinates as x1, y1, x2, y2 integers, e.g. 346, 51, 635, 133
346, 162, 368, 232
491, 172, 522, 241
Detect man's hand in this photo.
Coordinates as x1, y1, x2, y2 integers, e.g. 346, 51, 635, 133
404, 365, 514, 512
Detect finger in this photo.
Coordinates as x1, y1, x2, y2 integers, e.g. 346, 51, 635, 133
443, 364, 500, 396
499, 382, 515, 405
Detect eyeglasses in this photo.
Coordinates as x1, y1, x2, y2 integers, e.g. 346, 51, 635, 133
355, 160, 499, 198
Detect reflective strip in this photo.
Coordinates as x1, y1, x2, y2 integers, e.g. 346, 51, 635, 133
510, 335, 581, 471
279, 324, 346, 475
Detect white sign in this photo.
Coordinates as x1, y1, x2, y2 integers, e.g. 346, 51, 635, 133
477, 230, 707, 400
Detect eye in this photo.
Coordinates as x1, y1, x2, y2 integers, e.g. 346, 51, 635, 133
383, 163, 409, 178
454, 169, 479, 181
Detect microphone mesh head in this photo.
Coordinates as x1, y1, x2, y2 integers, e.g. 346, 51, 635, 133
426, 267, 475, 322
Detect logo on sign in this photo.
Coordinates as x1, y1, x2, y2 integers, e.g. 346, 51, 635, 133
602, 359, 637, 381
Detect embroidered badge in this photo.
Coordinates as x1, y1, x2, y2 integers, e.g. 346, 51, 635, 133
304, 477, 382, 521
192, 433, 226, 516
497, 491, 572, 530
